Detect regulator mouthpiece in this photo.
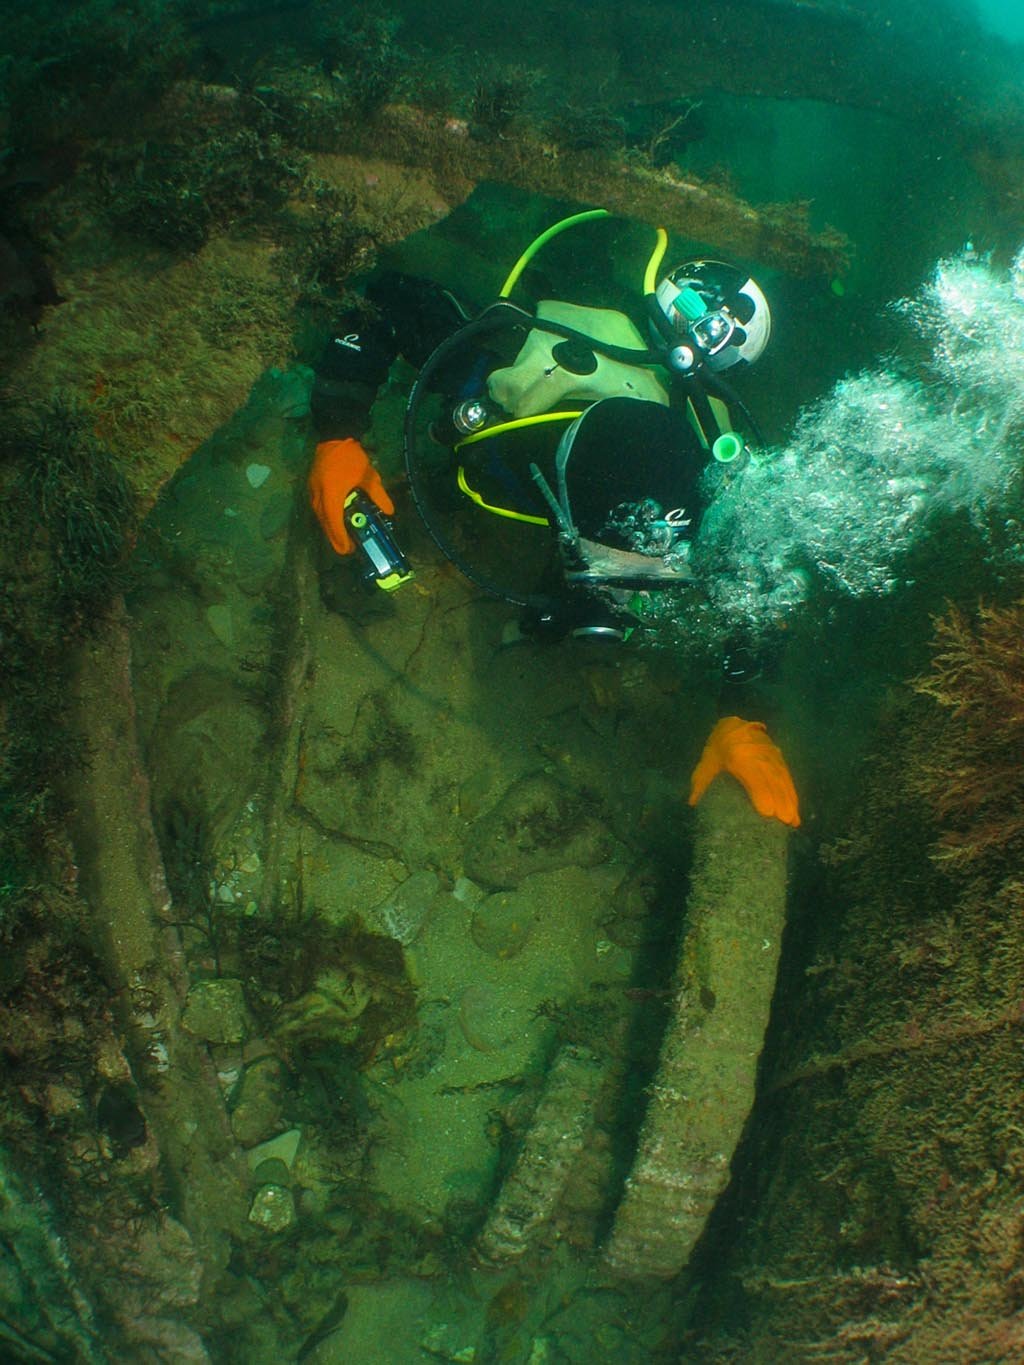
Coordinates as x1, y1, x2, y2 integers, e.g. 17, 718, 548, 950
712, 432, 747, 464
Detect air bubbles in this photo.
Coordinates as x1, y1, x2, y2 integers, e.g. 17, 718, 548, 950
645, 244, 1024, 649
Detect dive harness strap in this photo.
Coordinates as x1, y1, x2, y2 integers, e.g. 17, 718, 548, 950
404, 293, 760, 606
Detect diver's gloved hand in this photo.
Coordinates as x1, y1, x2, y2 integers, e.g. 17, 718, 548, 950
308, 438, 394, 555
687, 716, 801, 828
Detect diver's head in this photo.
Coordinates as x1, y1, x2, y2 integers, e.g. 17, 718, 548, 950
655, 260, 771, 372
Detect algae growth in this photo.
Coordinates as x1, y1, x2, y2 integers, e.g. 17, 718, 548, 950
3, 1, 1024, 1361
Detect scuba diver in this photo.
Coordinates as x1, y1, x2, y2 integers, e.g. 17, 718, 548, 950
306, 209, 800, 826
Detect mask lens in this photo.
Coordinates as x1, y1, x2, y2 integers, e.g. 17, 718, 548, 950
691, 310, 735, 354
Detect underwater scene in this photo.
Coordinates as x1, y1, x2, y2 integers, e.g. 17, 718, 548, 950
2, 0, 1024, 1360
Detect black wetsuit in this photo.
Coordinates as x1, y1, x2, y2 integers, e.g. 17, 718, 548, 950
312, 272, 710, 608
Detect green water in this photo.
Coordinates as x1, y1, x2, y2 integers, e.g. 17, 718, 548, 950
2, 2, 1024, 1361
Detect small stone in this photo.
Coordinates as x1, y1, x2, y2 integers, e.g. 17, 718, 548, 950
452, 876, 485, 906
464, 772, 613, 889
470, 890, 536, 959
181, 979, 250, 1045
246, 463, 271, 489
369, 869, 440, 944
216, 1065, 242, 1100
205, 604, 234, 648
458, 984, 518, 1053
421, 1324, 477, 1363
45, 1083, 83, 1118
251, 1157, 290, 1187
230, 1057, 284, 1145
239, 852, 261, 874
246, 1127, 302, 1173
248, 1184, 295, 1233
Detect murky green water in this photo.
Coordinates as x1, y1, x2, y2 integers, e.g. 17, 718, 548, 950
2, 2, 1024, 1361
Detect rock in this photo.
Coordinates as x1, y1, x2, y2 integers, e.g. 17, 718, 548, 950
477, 1044, 605, 1263
251, 1157, 291, 1186
452, 876, 485, 906
463, 772, 613, 890
248, 1183, 296, 1233
458, 984, 518, 1054
260, 490, 293, 540
232, 534, 280, 595
420, 1323, 477, 1362
181, 978, 250, 1044
230, 1056, 284, 1145
245, 462, 271, 488
205, 603, 234, 648
215, 1060, 242, 1101
246, 1127, 302, 1174
375, 998, 448, 1078
45, 1082, 84, 1118
122, 1215, 202, 1312
118, 1316, 210, 1363
145, 671, 265, 850
470, 889, 536, 959
368, 869, 440, 944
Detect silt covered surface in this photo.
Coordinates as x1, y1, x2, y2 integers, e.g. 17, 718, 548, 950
3, 1, 1024, 1359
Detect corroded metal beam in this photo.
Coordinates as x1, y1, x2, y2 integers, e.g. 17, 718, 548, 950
604, 779, 791, 1279
333, 104, 850, 279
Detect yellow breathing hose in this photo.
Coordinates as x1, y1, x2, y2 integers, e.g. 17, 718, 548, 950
454, 410, 584, 449
644, 226, 669, 297
455, 411, 584, 525
499, 209, 668, 309
456, 468, 550, 525
498, 209, 611, 299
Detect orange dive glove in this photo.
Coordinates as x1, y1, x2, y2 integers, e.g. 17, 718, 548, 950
308, 438, 395, 555
688, 716, 801, 828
